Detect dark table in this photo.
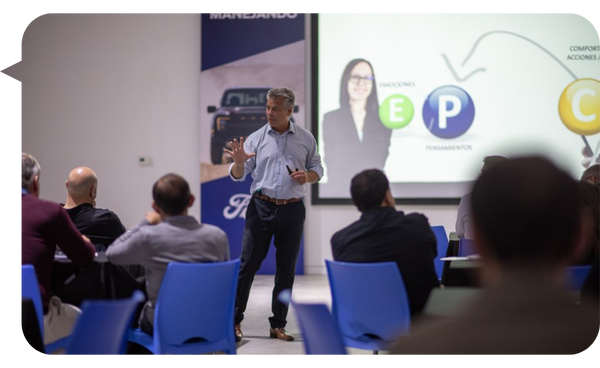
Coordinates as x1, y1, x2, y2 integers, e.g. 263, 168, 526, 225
52, 252, 145, 307
440, 234, 482, 287
442, 259, 482, 287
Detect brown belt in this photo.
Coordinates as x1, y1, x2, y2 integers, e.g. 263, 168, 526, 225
254, 192, 301, 205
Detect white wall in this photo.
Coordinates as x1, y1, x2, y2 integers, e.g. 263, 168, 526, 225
22, 14, 201, 228
21, 14, 459, 274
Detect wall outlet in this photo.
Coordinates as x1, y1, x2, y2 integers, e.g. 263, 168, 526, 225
138, 156, 153, 166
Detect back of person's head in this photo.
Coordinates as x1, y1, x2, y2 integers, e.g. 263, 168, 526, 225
481, 155, 508, 173
152, 174, 191, 216
471, 156, 581, 267
22, 152, 41, 190
350, 169, 389, 212
581, 164, 599, 184
66, 166, 98, 203
578, 181, 600, 256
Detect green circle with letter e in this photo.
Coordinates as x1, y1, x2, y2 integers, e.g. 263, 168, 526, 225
379, 94, 414, 129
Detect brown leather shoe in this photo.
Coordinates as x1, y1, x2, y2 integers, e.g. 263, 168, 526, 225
234, 324, 243, 342
269, 327, 294, 341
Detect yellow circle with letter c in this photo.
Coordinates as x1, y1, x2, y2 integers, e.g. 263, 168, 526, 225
558, 78, 600, 135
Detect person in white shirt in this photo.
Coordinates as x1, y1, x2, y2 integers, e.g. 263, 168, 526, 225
456, 155, 508, 239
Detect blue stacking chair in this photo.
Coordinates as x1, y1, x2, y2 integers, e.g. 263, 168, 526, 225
279, 290, 346, 355
128, 259, 240, 354
22, 265, 44, 340
431, 225, 449, 279
565, 265, 592, 292
66, 291, 145, 354
22, 264, 68, 353
325, 260, 410, 353
458, 238, 477, 257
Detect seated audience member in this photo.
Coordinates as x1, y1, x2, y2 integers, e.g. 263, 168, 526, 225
392, 157, 599, 354
455, 155, 508, 239
63, 166, 126, 251
331, 169, 438, 318
21, 153, 95, 344
52, 166, 143, 306
106, 173, 230, 334
572, 181, 599, 265
582, 257, 599, 304
581, 163, 599, 185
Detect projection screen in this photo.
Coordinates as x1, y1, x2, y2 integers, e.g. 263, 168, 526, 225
311, 14, 600, 204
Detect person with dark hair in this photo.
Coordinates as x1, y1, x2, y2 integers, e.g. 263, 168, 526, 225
573, 181, 599, 265
21, 153, 96, 344
322, 59, 392, 191
106, 173, 230, 335
63, 166, 126, 251
581, 255, 600, 304
225, 87, 323, 342
455, 155, 508, 239
392, 157, 599, 354
578, 181, 600, 304
331, 169, 438, 317
581, 163, 600, 184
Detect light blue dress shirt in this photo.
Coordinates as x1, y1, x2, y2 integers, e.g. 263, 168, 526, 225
229, 121, 324, 199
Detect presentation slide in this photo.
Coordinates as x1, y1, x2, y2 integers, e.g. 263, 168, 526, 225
313, 14, 600, 203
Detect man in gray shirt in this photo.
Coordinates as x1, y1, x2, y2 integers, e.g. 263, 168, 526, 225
106, 173, 229, 334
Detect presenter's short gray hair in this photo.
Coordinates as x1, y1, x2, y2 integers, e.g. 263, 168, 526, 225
267, 87, 295, 110
22, 152, 41, 189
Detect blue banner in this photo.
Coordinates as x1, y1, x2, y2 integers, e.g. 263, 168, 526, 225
201, 14, 305, 71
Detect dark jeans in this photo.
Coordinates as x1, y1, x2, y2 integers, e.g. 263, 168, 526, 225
234, 196, 305, 328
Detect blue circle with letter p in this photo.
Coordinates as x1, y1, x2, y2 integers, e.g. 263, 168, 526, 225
423, 86, 475, 139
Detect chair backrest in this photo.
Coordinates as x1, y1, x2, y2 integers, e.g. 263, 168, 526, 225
22, 298, 45, 353
292, 302, 346, 358
431, 225, 449, 279
565, 265, 593, 292
325, 260, 410, 342
291, 301, 346, 354
66, 291, 145, 354
154, 260, 240, 353
22, 265, 44, 337
458, 238, 477, 257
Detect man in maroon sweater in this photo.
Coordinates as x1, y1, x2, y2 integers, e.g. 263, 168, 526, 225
21, 152, 95, 344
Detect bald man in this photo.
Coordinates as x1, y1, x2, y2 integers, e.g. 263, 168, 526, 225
63, 166, 126, 251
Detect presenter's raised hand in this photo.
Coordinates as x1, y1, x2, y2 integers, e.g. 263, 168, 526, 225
224, 137, 256, 165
